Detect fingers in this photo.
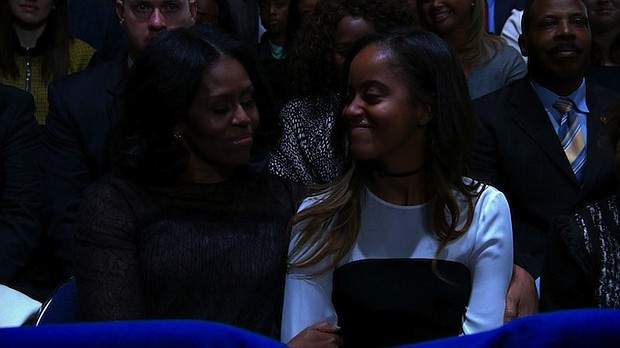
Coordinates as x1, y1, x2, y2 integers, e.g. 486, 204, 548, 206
504, 265, 539, 323
313, 321, 341, 334
287, 322, 343, 348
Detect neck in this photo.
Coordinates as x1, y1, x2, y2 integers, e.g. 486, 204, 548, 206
376, 163, 428, 178
13, 23, 47, 48
532, 74, 582, 97
368, 164, 430, 206
268, 32, 286, 47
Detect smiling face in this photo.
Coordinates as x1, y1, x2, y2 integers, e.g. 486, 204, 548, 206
116, 0, 196, 60
179, 57, 259, 181
342, 43, 432, 171
520, 0, 591, 92
9, 0, 55, 28
418, 0, 472, 36
587, 0, 620, 32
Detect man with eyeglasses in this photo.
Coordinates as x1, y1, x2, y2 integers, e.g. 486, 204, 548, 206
35, 0, 196, 298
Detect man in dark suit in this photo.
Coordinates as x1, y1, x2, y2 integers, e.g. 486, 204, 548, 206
0, 84, 41, 298
39, 0, 196, 289
473, 0, 618, 323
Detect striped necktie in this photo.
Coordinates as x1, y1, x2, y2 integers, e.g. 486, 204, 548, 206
553, 97, 586, 181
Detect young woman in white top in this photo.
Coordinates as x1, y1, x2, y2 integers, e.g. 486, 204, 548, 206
281, 29, 513, 348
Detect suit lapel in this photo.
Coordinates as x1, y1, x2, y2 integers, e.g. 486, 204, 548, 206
508, 79, 579, 184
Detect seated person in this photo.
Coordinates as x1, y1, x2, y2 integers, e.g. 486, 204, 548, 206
540, 96, 620, 310
0, 0, 95, 123
281, 29, 513, 348
417, 0, 526, 99
0, 83, 41, 298
74, 25, 304, 339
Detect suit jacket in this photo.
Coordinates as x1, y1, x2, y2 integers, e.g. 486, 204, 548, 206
0, 84, 41, 284
472, 77, 618, 278
39, 59, 126, 282
492, 0, 526, 34
68, 0, 126, 64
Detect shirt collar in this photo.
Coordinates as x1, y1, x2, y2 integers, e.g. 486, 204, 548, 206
531, 78, 589, 114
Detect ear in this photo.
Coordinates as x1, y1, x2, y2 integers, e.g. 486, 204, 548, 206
417, 101, 434, 127
188, 0, 198, 22
115, 0, 125, 26
518, 34, 529, 57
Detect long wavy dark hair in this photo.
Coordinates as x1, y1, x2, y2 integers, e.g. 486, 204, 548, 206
113, 25, 279, 186
290, 29, 483, 274
0, 0, 73, 82
288, 0, 418, 97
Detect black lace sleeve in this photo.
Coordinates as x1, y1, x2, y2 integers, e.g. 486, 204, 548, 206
74, 177, 146, 321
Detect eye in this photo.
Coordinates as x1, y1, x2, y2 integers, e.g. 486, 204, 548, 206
362, 93, 381, 104
573, 17, 588, 27
539, 19, 556, 29
133, 2, 152, 12
210, 104, 231, 115
165, 1, 181, 12
240, 99, 257, 109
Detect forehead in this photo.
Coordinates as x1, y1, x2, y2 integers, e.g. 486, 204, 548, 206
350, 44, 398, 77
529, 0, 587, 18
335, 16, 375, 42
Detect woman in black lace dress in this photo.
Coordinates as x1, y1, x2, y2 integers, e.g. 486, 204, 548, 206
540, 97, 620, 311
74, 25, 305, 339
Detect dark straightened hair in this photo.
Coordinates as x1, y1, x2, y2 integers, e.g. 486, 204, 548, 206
113, 25, 278, 186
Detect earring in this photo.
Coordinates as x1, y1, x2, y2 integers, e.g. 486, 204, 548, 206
471, 2, 475, 6
173, 132, 182, 139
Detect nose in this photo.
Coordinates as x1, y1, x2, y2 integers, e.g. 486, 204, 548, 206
269, 4, 277, 15
342, 95, 363, 120
557, 20, 576, 39
232, 104, 253, 126
149, 8, 167, 30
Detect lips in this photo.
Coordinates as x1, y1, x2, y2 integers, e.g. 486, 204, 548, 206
230, 133, 253, 147
428, 9, 451, 23
548, 44, 582, 58
19, 4, 39, 12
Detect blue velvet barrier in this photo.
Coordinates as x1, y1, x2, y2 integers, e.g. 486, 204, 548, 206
1, 320, 286, 348
399, 309, 620, 348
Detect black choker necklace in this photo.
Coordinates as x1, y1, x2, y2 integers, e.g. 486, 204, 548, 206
377, 164, 428, 178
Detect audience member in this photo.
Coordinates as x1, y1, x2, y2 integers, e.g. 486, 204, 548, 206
472, 0, 619, 323
418, 0, 526, 99
281, 29, 513, 347
38, 0, 196, 295
75, 25, 304, 338
68, 0, 126, 64
268, 0, 418, 186
0, 0, 95, 123
0, 83, 41, 298
254, 0, 300, 111
586, 0, 620, 91
540, 96, 620, 311
297, 0, 321, 29
195, 0, 234, 33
